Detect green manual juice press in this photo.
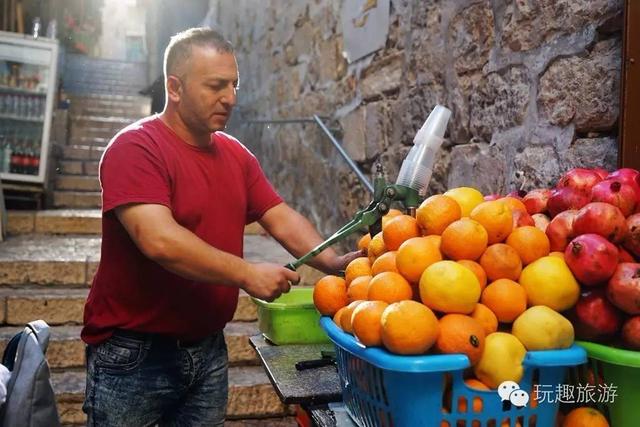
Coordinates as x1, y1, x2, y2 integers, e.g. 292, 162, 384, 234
285, 104, 452, 272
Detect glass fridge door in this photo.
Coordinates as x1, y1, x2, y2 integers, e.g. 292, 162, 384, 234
0, 33, 58, 184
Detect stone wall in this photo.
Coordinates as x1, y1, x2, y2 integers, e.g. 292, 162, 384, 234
211, 0, 622, 237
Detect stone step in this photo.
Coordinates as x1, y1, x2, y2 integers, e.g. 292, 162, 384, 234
225, 417, 297, 426
61, 144, 105, 161
58, 159, 100, 176
52, 366, 291, 425
0, 233, 319, 287
53, 191, 102, 209
56, 175, 101, 192
0, 288, 87, 325
0, 321, 259, 369
68, 136, 110, 147
69, 126, 117, 140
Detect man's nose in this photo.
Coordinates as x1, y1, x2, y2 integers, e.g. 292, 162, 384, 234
221, 84, 237, 107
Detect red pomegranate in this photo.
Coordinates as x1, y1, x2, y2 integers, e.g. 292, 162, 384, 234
512, 210, 535, 229
593, 168, 610, 180
618, 246, 636, 263
606, 263, 640, 315
507, 189, 527, 200
607, 168, 640, 201
547, 187, 591, 217
523, 189, 552, 215
572, 289, 624, 342
546, 210, 578, 252
564, 234, 619, 286
622, 316, 640, 350
532, 213, 551, 233
557, 168, 603, 194
623, 213, 640, 258
573, 202, 628, 244
484, 194, 502, 201
591, 179, 638, 217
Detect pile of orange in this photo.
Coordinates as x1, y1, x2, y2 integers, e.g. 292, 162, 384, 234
313, 187, 579, 393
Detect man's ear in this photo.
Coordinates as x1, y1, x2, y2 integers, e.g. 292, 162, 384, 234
166, 76, 182, 103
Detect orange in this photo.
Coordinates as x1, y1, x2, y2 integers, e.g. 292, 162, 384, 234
351, 300, 389, 347
416, 195, 461, 235
381, 208, 403, 229
470, 201, 513, 244
347, 275, 371, 303
425, 234, 442, 249
396, 237, 443, 283
470, 303, 498, 335
458, 260, 487, 291
458, 378, 490, 416
382, 215, 421, 251
500, 196, 527, 213
444, 187, 484, 217
367, 271, 413, 304
332, 306, 347, 328
313, 275, 348, 316
481, 279, 527, 323
340, 300, 365, 334
506, 226, 551, 265
562, 407, 609, 427
479, 244, 523, 282
381, 300, 440, 354
435, 314, 486, 365
344, 257, 372, 286
371, 251, 399, 275
357, 233, 371, 251
441, 218, 488, 261
420, 260, 481, 314
367, 231, 387, 263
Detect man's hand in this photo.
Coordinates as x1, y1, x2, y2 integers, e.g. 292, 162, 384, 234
242, 263, 300, 302
328, 249, 367, 274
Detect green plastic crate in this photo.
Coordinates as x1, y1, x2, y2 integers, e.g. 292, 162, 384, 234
572, 341, 640, 427
252, 288, 330, 345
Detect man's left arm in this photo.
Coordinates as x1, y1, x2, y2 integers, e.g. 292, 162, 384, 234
258, 202, 364, 275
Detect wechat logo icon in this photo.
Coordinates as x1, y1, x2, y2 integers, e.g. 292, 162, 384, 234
498, 381, 529, 410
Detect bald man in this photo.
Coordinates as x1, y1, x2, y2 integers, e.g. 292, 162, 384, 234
81, 27, 360, 426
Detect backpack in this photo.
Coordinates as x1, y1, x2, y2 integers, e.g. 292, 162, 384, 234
0, 320, 61, 427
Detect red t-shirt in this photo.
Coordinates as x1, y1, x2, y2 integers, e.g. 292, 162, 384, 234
81, 116, 283, 345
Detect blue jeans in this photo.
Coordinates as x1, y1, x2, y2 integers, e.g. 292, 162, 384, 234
82, 330, 228, 427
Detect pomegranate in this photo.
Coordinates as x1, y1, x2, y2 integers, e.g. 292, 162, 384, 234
573, 202, 627, 243
557, 168, 603, 194
618, 246, 636, 263
484, 194, 502, 201
622, 316, 640, 350
593, 168, 610, 180
546, 210, 578, 252
591, 179, 638, 217
606, 262, 640, 315
572, 289, 624, 342
623, 213, 640, 258
507, 189, 527, 200
564, 234, 619, 286
607, 168, 640, 201
532, 213, 551, 233
523, 189, 552, 215
547, 187, 591, 217
512, 210, 535, 229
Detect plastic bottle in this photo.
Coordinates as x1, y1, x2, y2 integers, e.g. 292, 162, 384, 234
395, 104, 452, 196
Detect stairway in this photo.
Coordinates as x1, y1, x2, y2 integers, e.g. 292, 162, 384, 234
52, 94, 150, 209
3, 211, 304, 425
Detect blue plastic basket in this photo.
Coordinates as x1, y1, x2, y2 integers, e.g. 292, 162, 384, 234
320, 317, 587, 427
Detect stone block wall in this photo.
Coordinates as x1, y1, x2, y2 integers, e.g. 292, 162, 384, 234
212, 0, 622, 237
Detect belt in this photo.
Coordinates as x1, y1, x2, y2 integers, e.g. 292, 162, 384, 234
113, 328, 210, 348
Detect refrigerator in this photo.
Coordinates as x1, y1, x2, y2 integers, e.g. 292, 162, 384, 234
0, 30, 58, 184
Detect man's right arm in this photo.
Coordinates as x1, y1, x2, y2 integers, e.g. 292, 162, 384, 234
115, 203, 298, 301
